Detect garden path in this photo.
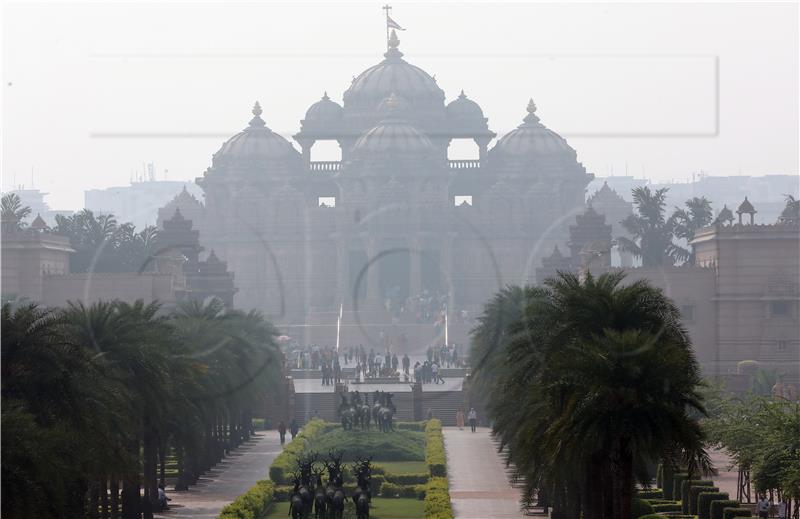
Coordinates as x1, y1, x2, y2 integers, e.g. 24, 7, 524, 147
154, 431, 282, 519
443, 427, 528, 518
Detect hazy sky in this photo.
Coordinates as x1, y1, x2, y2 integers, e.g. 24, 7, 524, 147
3, 1, 798, 210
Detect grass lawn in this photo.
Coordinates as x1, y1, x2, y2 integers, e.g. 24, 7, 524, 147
264, 498, 424, 519
375, 461, 428, 475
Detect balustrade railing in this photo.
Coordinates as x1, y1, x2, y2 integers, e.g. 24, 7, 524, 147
309, 161, 341, 172
448, 159, 481, 170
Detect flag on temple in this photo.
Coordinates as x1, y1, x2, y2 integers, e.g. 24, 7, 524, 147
387, 15, 404, 30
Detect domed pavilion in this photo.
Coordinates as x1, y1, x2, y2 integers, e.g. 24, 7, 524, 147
184, 29, 593, 347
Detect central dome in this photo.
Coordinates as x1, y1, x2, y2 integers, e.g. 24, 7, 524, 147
343, 30, 445, 108
213, 102, 301, 168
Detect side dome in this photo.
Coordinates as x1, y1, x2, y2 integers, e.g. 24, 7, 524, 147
212, 102, 301, 168
304, 92, 343, 122
343, 30, 445, 108
490, 99, 576, 159
446, 90, 485, 120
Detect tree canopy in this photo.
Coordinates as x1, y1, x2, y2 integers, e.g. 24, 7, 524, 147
471, 272, 711, 519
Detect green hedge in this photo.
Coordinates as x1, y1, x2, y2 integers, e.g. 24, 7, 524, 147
268, 419, 326, 485
711, 500, 741, 519
681, 479, 715, 514
640, 515, 695, 519
384, 473, 429, 485
672, 472, 689, 502
396, 421, 427, 432
723, 508, 752, 519
690, 485, 719, 515
379, 481, 427, 499
637, 489, 664, 500
633, 498, 655, 518
424, 477, 453, 519
652, 503, 683, 513
217, 480, 275, 519
699, 493, 730, 519
425, 419, 446, 477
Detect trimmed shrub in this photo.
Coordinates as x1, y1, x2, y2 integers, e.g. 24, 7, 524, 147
384, 473, 429, 485
424, 476, 453, 519
681, 479, 714, 514
711, 500, 741, 519
425, 419, 447, 477
652, 503, 683, 513
396, 421, 427, 432
217, 479, 274, 519
672, 472, 689, 502
723, 508, 752, 519
268, 419, 326, 484
633, 498, 655, 518
640, 515, 695, 519
690, 485, 719, 515
699, 493, 730, 519
304, 427, 426, 462
637, 489, 664, 500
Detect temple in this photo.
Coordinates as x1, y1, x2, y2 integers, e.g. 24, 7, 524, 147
165, 30, 593, 347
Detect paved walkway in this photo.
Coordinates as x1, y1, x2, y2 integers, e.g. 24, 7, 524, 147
443, 427, 527, 518
155, 431, 282, 519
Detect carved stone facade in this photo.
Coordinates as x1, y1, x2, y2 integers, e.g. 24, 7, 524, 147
180, 31, 593, 345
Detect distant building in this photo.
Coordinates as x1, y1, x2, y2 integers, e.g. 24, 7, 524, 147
85, 178, 203, 229
3, 188, 73, 225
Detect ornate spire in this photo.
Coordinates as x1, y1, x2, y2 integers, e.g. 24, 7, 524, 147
384, 29, 403, 59
458, 89, 467, 100
322, 91, 329, 100
248, 101, 266, 128
523, 98, 540, 124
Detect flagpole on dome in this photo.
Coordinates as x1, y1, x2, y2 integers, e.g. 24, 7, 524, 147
382, 4, 404, 51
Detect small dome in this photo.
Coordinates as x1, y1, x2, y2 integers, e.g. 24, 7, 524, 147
736, 197, 756, 215
343, 30, 445, 107
351, 119, 434, 158
446, 90, 484, 120
490, 99, 576, 159
304, 92, 343, 122
213, 102, 300, 167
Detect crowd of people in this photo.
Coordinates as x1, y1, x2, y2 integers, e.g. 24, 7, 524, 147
284, 341, 466, 385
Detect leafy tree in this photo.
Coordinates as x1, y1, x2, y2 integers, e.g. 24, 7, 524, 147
1, 298, 282, 519
617, 187, 683, 266
672, 197, 714, 265
53, 210, 158, 273
1, 193, 32, 229
778, 195, 799, 224
472, 272, 711, 519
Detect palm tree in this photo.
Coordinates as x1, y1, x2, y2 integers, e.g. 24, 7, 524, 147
672, 197, 714, 265
1, 193, 32, 229
473, 272, 712, 519
618, 187, 684, 266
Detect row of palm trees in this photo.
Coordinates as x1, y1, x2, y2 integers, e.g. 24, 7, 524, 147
470, 272, 713, 519
1, 298, 282, 519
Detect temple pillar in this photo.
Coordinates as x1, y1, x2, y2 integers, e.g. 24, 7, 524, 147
474, 137, 490, 162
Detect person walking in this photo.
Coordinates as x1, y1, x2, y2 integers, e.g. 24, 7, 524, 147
456, 409, 465, 430
402, 354, 410, 375
278, 420, 287, 445
757, 495, 771, 519
777, 497, 787, 519
290, 419, 299, 440
468, 407, 477, 432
